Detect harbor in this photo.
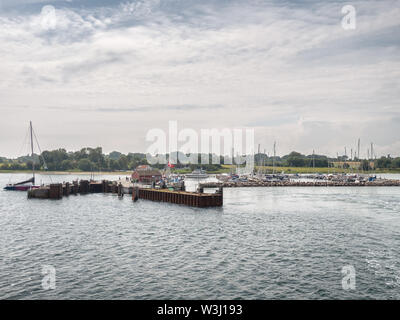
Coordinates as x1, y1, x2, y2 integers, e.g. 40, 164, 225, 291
26, 178, 224, 208
19, 170, 400, 209
3, 122, 400, 209
200, 175, 400, 188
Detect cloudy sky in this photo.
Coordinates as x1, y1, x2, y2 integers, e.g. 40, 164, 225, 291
0, 0, 399, 158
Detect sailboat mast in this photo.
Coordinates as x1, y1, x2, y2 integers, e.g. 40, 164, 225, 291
272, 141, 276, 174
30, 121, 35, 181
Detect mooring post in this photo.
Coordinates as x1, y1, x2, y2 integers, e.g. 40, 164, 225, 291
65, 182, 70, 196
72, 181, 78, 195
132, 187, 139, 202
118, 183, 123, 197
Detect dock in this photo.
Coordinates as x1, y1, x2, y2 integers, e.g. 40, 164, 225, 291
132, 187, 223, 208
27, 180, 224, 208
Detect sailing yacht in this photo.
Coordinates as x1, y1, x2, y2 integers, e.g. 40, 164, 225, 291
4, 121, 40, 191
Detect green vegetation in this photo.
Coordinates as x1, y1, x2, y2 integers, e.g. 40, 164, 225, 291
1, 148, 399, 174
0, 148, 148, 172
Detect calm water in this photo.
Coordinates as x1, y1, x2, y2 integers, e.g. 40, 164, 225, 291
1, 173, 400, 300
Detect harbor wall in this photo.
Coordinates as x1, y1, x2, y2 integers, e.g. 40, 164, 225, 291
27, 180, 223, 208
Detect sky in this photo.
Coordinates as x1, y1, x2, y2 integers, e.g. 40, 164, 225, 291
0, 0, 399, 158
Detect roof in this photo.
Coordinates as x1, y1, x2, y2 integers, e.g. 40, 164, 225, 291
133, 170, 162, 177
136, 165, 151, 171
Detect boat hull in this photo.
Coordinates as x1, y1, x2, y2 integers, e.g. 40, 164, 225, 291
4, 185, 40, 191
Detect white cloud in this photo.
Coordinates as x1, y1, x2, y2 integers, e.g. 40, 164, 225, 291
0, 0, 399, 157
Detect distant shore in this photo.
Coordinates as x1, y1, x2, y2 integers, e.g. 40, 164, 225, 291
251, 166, 400, 174
0, 170, 133, 175
2, 167, 400, 175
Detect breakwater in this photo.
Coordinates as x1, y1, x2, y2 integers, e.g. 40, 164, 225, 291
132, 187, 223, 208
27, 180, 223, 208
200, 179, 400, 188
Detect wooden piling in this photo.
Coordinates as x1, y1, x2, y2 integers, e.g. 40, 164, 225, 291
132, 187, 139, 202
64, 182, 70, 196
79, 180, 90, 194
49, 183, 63, 199
118, 183, 123, 197
72, 181, 78, 195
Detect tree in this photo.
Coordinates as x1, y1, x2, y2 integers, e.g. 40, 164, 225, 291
109, 151, 122, 160
360, 160, 371, 171
287, 151, 306, 167
109, 159, 120, 171
78, 159, 94, 171
60, 159, 73, 171
376, 157, 392, 169
392, 158, 400, 168
88, 147, 104, 170
118, 155, 128, 170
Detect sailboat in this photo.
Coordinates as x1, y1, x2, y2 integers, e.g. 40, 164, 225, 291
4, 121, 40, 191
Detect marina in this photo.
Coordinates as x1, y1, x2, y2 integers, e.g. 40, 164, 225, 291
9, 169, 400, 207
25, 178, 224, 208
3, 123, 400, 208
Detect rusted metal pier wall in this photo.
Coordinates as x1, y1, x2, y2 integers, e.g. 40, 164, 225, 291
135, 188, 223, 208
27, 180, 223, 207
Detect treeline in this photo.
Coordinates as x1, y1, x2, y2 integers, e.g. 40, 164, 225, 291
0, 148, 148, 171
255, 151, 330, 167
375, 156, 400, 169
0, 148, 224, 172
1, 148, 400, 171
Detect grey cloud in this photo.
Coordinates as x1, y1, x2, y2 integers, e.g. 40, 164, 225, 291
0, 0, 399, 157
42, 104, 224, 112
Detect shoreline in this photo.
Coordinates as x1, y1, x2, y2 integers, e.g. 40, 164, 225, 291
0, 170, 133, 175
0, 168, 400, 176
2, 169, 400, 175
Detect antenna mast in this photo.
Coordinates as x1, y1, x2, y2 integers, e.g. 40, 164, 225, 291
272, 141, 276, 174
30, 121, 35, 182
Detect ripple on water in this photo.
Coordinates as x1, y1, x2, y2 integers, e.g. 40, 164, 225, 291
1, 174, 400, 299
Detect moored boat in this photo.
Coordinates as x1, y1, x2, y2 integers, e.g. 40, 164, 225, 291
185, 169, 209, 179
3, 121, 40, 191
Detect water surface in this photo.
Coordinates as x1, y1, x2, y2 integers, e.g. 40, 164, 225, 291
0, 173, 399, 299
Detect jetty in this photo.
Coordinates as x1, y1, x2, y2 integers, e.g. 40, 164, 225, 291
27, 179, 224, 208
199, 179, 400, 188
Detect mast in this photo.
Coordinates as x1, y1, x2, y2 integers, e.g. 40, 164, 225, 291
272, 141, 276, 174
312, 149, 315, 170
371, 142, 374, 160
30, 121, 35, 182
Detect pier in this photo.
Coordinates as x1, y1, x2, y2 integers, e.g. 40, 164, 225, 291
27, 180, 223, 208
132, 187, 223, 208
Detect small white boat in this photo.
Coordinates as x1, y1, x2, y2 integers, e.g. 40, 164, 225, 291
185, 169, 209, 179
